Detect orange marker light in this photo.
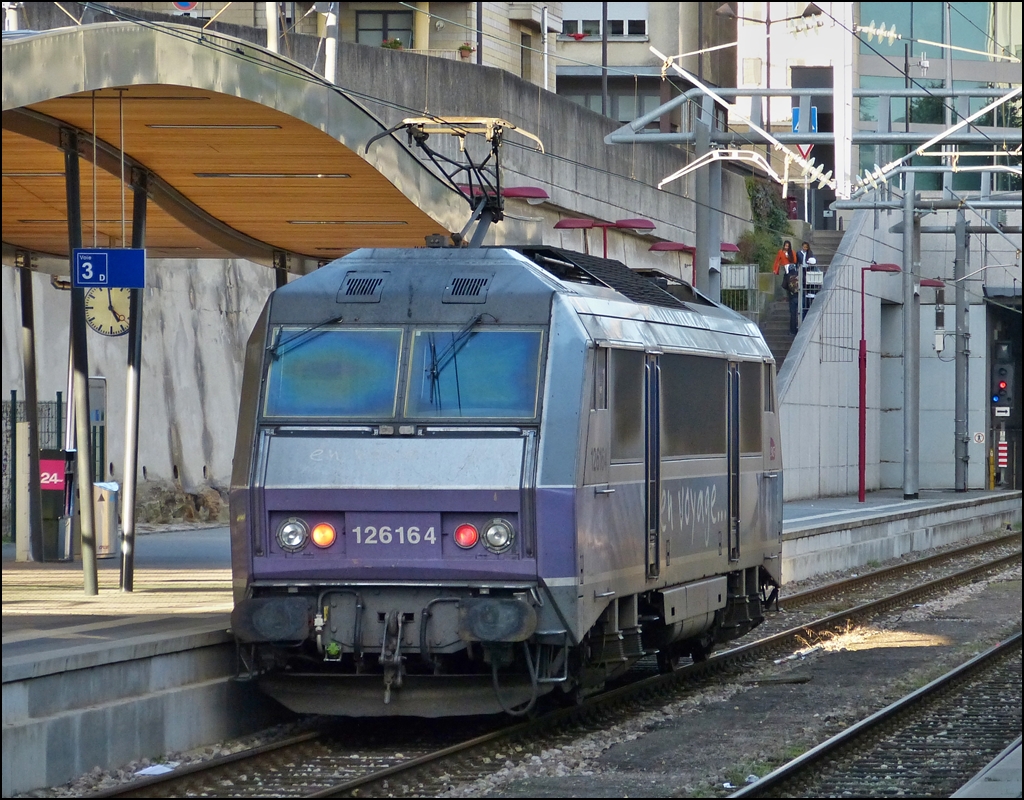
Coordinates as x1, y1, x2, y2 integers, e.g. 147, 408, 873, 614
454, 523, 479, 548
311, 522, 336, 548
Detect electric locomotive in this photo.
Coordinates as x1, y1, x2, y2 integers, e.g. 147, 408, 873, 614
230, 245, 783, 716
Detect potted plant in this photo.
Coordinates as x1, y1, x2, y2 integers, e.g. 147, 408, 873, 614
458, 42, 473, 58
381, 37, 403, 50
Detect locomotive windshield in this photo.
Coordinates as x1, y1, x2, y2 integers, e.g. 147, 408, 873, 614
264, 327, 403, 418
262, 326, 543, 420
406, 329, 544, 419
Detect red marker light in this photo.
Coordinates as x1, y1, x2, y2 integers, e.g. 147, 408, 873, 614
454, 523, 479, 548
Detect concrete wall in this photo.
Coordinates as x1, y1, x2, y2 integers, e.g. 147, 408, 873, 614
2, 261, 274, 492
779, 203, 1022, 500
781, 492, 1022, 583
2, 628, 288, 796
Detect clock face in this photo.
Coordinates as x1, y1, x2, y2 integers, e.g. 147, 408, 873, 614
84, 287, 132, 337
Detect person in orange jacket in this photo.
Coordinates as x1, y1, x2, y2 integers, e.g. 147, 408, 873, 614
773, 240, 796, 275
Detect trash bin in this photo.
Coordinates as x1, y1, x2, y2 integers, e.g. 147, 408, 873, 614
93, 481, 120, 559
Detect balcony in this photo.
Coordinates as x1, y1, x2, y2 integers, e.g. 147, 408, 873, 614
507, 3, 561, 31
406, 48, 460, 60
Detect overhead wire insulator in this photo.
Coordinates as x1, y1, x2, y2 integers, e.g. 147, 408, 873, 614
858, 22, 901, 45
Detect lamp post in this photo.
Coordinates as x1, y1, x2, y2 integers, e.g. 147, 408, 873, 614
554, 218, 656, 258
859, 262, 901, 502
554, 218, 594, 254
649, 241, 696, 284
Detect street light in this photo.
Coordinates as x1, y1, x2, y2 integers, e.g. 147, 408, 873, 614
649, 241, 696, 284
859, 262, 901, 502
457, 185, 549, 204
554, 217, 595, 254
554, 218, 656, 258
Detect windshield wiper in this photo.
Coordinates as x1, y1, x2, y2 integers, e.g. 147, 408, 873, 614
428, 314, 487, 412
267, 314, 345, 359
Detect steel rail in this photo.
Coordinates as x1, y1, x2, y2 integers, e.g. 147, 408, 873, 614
780, 530, 1021, 609
306, 549, 1022, 798
88, 730, 322, 798
729, 632, 1023, 798
86, 546, 1021, 799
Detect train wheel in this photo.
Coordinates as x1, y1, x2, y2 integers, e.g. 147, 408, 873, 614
656, 648, 685, 673
689, 635, 715, 663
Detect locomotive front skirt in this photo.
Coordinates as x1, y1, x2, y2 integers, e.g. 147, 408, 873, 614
230, 246, 783, 716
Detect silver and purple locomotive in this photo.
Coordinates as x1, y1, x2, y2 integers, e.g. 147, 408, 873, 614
230, 245, 783, 716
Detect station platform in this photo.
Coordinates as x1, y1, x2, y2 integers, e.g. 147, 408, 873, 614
2, 488, 1021, 795
952, 737, 1023, 798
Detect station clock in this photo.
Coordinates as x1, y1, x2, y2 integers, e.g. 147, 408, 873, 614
84, 287, 131, 337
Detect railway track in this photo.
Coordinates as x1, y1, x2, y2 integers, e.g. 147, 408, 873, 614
89, 537, 1021, 799
779, 529, 1020, 611
731, 632, 1023, 798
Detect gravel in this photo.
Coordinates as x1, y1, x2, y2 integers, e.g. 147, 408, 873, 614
21, 526, 1021, 798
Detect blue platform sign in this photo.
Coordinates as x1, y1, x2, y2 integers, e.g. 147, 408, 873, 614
72, 248, 146, 289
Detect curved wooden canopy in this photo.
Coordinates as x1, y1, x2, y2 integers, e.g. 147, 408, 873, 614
2, 23, 466, 272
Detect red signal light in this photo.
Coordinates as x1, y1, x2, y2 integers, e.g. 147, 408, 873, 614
999, 381, 1007, 390
454, 523, 479, 548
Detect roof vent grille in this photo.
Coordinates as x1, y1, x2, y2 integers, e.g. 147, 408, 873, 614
443, 274, 491, 303
337, 272, 387, 303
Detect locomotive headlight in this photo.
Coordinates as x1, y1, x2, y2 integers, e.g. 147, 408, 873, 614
276, 518, 309, 552
482, 519, 515, 553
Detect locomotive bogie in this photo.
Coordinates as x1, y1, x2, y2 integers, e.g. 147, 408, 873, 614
230, 247, 783, 716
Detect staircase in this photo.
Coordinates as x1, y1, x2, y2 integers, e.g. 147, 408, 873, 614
761, 298, 795, 369
756, 230, 845, 369
758, 229, 845, 367
808, 229, 844, 271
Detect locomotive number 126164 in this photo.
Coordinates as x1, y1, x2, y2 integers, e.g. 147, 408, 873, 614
346, 512, 442, 552
352, 525, 437, 545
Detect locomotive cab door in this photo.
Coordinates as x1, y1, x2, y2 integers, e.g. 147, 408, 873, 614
727, 363, 741, 561
645, 354, 661, 578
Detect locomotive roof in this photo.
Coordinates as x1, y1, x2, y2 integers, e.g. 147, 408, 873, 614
267, 247, 771, 360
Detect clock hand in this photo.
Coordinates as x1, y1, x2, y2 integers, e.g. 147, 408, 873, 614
107, 288, 126, 321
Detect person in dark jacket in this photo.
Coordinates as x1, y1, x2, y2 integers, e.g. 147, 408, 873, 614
796, 241, 815, 269
785, 264, 800, 335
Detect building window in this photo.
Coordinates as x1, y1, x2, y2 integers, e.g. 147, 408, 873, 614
564, 90, 661, 123
742, 58, 763, 85
858, 2, 996, 60
356, 11, 414, 48
562, 2, 648, 37
522, 33, 533, 82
